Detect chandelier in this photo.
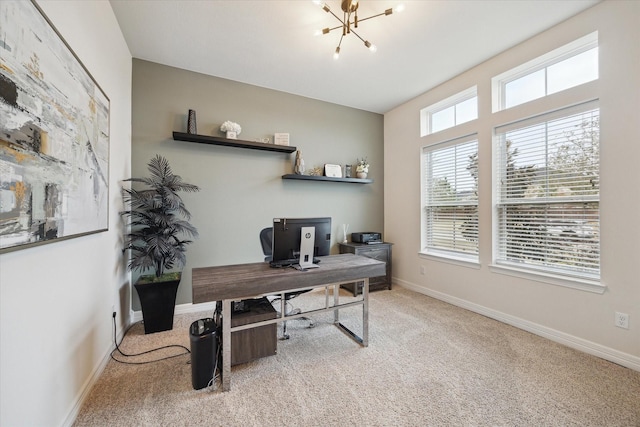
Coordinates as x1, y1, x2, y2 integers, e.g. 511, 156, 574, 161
313, 0, 404, 59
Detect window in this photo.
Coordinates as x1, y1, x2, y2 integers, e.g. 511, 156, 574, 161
493, 32, 598, 111
421, 87, 478, 136
494, 102, 599, 280
422, 136, 479, 261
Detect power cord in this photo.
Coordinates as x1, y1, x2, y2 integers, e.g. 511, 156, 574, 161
110, 312, 191, 365
204, 304, 222, 391
205, 338, 222, 391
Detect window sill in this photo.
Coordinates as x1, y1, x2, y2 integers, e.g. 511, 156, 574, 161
489, 263, 605, 294
419, 251, 480, 269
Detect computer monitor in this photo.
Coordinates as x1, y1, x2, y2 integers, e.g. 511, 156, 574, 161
271, 217, 332, 266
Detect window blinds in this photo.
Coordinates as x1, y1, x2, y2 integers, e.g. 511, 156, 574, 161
495, 103, 600, 278
423, 137, 479, 258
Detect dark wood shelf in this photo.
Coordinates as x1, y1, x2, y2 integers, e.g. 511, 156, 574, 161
173, 132, 297, 153
282, 174, 374, 184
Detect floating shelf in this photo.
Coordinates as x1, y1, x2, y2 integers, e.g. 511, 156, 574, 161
173, 132, 297, 153
282, 174, 373, 184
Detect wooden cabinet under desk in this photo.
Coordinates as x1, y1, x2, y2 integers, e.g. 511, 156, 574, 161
227, 298, 277, 366
338, 242, 393, 295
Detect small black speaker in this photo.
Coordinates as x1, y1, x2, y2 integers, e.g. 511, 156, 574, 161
189, 318, 217, 390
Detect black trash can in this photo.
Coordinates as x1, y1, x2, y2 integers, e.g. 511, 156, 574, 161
189, 318, 217, 390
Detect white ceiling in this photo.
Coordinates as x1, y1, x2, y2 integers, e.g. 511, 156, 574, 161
109, 0, 598, 114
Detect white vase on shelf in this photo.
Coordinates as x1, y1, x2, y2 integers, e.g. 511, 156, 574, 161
357, 172, 367, 179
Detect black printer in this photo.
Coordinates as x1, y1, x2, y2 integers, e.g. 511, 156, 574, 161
351, 232, 382, 244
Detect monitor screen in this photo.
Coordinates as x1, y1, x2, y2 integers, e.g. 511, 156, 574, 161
271, 217, 332, 265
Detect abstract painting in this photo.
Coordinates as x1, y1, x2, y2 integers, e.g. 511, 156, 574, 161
0, 0, 110, 252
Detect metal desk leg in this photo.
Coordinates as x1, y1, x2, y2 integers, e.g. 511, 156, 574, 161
333, 283, 340, 324
362, 277, 369, 347
221, 299, 231, 392
334, 278, 369, 347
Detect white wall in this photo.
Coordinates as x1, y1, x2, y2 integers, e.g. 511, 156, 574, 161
0, 1, 131, 426
384, 0, 640, 369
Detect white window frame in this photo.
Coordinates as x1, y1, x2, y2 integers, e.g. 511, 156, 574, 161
421, 134, 479, 265
492, 31, 598, 112
420, 86, 478, 136
492, 100, 602, 293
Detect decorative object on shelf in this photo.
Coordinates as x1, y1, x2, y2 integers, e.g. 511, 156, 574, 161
324, 164, 342, 178
309, 167, 324, 176
342, 224, 350, 243
294, 150, 305, 175
187, 109, 197, 134
356, 157, 369, 179
220, 120, 241, 139
274, 133, 290, 146
313, 0, 405, 59
345, 164, 352, 178
121, 155, 200, 334
255, 137, 271, 144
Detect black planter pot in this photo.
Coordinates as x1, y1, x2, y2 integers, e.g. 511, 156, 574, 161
134, 273, 181, 334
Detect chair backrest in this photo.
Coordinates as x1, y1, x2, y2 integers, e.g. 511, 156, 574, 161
259, 227, 273, 262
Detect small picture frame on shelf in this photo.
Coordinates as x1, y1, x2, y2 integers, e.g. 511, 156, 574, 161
324, 164, 342, 178
226, 131, 237, 139
274, 133, 290, 146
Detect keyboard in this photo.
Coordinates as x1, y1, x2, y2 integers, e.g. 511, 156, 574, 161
269, 258, 320, 268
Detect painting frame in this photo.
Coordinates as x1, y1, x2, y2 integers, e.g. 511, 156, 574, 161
0, 0, 110, 253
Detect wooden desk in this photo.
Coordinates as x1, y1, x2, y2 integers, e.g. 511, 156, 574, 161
192, 254, 386, 391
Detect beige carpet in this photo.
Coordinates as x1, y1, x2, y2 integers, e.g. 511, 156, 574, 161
74, 288, 640, 426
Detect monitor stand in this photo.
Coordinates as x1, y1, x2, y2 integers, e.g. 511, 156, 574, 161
296, 226, 319, 270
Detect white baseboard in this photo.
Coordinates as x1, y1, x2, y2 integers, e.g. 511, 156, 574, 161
61, 315, 128, 427
394, 278, 640, 372
64, 303, 214, 427
131, 301, 217, 323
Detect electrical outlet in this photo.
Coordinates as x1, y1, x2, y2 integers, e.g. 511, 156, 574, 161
615, 312, 629, 329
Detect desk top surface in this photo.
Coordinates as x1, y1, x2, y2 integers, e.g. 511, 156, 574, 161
192, 253, 385, 303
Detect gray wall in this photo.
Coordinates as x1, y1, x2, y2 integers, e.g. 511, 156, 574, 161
132, 59, 384, 307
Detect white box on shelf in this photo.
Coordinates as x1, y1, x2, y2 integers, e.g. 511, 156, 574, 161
274, 133, 290, 146
324, 164, 342, 178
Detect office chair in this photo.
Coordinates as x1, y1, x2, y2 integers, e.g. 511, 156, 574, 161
260, 227, 314, 339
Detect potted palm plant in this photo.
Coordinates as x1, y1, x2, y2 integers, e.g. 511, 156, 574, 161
121, 155, 200, 334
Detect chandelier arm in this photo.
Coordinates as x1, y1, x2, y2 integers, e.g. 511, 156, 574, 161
356, 11, 390, 24
326, 8, 346, 25
349, 28, 367, 44
345, 10, 353, 34
324, 24, 345, 33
